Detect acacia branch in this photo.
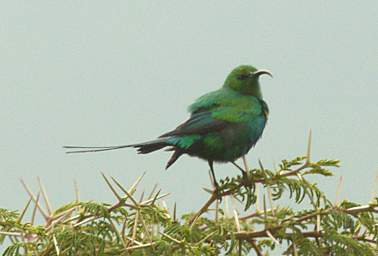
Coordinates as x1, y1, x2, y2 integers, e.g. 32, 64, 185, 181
189, 162, 310, 225
234, 230, 376, 244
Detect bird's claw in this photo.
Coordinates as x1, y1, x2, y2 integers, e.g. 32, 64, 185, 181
213, 182, 223, 202
241, 171, 250, 187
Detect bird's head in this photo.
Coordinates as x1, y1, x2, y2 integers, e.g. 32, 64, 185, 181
223, 65, 272, 98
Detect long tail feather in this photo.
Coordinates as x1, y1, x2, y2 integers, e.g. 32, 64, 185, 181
63, 138, 169, 154
63, 145, 131, 153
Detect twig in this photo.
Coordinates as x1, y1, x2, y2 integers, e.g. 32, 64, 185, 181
189, 193, 217, 225
0, 231, 23, 237
123, 242, 156, 252
239, 208, 276, 221
161, 232, 182, 244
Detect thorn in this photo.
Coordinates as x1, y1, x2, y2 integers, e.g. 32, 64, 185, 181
215, 200, 219, 222
108, 218, 128, 249
132, 210, 139, 242
255, 184, 261, 212
335, 176, 344, 205
73, 180, 80, 203
73, 180, 80, 215
139, 190, 145, 203
141, 192, 170, 205
121, 217, 127, 242
263, 194, 267, 229
73, 216, 96, 227
17, 198, 32, 223
129, 172, 146, 195
148, 183, 159, 200
101, 172, 122, 201
233, 210, 241, 232
37, 177, 52, 215
20, 179, 49, 221
306, 129, 312, 164
370, 169, 378, 202
122, 187, 139, 206
173, 202, 177, 222
202, 187, 213, 194
196, 231, 217, 245
31, 192, 41, 225
53, 235, 60, 255
150, 189, 161, 205
110, 176, 129, 195
258, 159, 265, 172
124, 236, 143, 246
267, 187, 275, 216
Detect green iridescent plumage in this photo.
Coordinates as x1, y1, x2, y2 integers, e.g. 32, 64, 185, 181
64, 65, 272, 186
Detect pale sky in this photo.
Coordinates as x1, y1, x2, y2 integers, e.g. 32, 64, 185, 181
1, 1, 377, 221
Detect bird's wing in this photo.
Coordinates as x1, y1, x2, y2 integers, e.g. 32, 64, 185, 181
159, 104, 263, 138
161, 89, 264, 137
159, 111, 229, 137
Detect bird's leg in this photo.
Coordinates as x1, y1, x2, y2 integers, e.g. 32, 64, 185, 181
231, 161, 245, 173
208, 161, 222, 200
242, 155, 251, 185
231, 159, 249, 186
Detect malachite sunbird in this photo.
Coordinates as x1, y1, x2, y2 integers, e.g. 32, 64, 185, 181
64, 65, 272, 190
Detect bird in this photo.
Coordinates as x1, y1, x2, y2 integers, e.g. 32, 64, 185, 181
64, 65, 272, 191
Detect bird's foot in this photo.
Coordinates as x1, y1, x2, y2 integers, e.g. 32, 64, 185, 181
213, 182, 223, 202
231, 161, 251, 187
241, 171, 250, 187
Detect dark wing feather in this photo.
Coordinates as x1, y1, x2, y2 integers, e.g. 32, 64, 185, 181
159, 111, 228, 138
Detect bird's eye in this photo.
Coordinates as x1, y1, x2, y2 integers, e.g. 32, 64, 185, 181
237, 74, 249, 80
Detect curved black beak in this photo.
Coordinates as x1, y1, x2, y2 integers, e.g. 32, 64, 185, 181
252, 69, 273, 78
